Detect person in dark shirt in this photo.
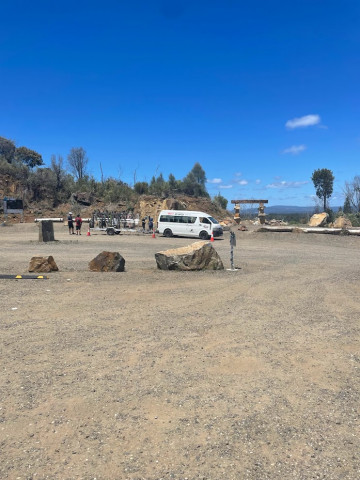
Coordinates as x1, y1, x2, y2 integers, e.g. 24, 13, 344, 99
68, 212, 74, 235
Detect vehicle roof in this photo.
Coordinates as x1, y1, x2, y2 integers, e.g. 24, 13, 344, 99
158, 210, 212, 216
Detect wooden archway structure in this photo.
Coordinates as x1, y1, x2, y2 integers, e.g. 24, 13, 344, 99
231, 199, 268, 224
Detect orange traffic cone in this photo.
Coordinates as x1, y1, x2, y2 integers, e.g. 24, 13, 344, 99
152, 229, 156, 238
210, 232, 214, 242
87, 226, 91, 236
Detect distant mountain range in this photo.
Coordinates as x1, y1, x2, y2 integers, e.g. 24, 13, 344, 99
243, 205, 341, 214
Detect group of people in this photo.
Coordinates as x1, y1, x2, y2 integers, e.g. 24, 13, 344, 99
67, 212, 83, 235
141, 216, 154, 232
68, 211, 154, 234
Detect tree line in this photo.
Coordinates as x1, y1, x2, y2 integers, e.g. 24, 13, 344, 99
0, 136, 228, 210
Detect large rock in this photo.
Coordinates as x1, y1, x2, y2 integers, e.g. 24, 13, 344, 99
29, 256, 59, 272
38, 220, 55, 242
155, 241, 224, 271
308, 212, 328, 227
333, 216, 352, 228
89, 251, 125, 272
71, 192, 94, 206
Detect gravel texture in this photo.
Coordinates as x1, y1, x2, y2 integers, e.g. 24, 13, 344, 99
0, 223, 359, 480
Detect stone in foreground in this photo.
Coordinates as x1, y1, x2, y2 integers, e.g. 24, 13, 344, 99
308, 212, 328, 227
38, 220, 55, 242
29, 256, 59, 273
155, 241, 224, 271
89, 251, 125, 272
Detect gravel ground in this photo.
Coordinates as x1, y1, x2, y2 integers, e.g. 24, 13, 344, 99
0, 223, 359, 480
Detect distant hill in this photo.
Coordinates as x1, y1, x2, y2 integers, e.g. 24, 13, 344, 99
243, 205, 341, 214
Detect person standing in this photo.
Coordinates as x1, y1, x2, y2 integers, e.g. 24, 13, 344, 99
75, 214, 83, 235
68, 212, 74, 235
148, 216, 153, 232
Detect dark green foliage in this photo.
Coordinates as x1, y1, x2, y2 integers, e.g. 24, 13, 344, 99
343, 195, 352, 214
181, 163, 209, 197
134, 181, 149, 194
16, 146, 44, 168
325, 208, 335, 223
168, 173, 177, 192
190, 162, 206, 185
311, 168, 334, 211
213, 192, 228, 209
0, 136, 16, 163
27, 168, 57, 201
94, 177, 136, 204
347, 212, 360, 227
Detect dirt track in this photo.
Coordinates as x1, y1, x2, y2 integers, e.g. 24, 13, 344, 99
1, 223, 359, 480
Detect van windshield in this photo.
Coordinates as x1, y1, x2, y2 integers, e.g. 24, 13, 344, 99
208, 216, 219, 224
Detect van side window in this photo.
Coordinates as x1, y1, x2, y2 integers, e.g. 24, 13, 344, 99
200, 217, 211, 224
188, 216, 196, 224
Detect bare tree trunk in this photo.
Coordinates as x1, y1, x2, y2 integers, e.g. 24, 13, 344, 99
100, 162, 104, 184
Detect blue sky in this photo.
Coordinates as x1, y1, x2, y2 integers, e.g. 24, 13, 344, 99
1, 0, 359, 207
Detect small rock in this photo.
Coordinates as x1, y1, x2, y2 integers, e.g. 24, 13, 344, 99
29, 256, 59, 273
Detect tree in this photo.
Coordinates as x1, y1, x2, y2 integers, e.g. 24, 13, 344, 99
67, 147, 88, 180
0, 136, 16, 163
168, 173, 177, 192
51, 154, 70, 205
344, 175, 360, 212
15, 146, 43, 168
311, 168, 334, 211
134, 181, 149, 194
213, 192, 228, 209
190, 162, 206, 186
343, 195, 352, 214
27, 168, 56, 202
181, 163, 209, 197
149, 173, 168, 196
51, 155, 65, 190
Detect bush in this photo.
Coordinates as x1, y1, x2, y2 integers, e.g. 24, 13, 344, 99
347, 213, 360, 227
325, 208, 335, 224
213, 193, 228, 210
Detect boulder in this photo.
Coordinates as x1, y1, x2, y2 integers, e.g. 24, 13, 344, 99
71, 192, 94, 206
333, 216, 352, 229
39, 220, 55, 242
89, 251, 125, 272
29, 256, 59, 272
155, 241, 224, 271
308, 212, 328, 227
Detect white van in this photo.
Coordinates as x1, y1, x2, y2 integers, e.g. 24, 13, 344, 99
157, 210, 223, 240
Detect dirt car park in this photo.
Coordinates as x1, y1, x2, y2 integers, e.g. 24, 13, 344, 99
1, 222, 359, 479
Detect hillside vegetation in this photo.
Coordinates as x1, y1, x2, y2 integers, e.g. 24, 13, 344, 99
0, 136, 229, 222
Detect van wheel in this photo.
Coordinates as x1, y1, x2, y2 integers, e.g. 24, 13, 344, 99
107, 228, 115, 235
164, 229, 173, 238
199, 230, 209, 240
